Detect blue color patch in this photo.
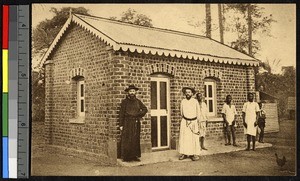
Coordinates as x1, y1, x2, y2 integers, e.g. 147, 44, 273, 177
3, 137, 8, 178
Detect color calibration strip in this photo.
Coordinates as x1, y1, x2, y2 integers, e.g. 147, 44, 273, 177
3, 5, 9, 179
2, 5, 30, 178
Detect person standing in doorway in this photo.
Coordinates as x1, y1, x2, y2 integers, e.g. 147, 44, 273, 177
221, 95, 238, 146
196, 92, 209, 150
119, 85, 148, 162
258, 102, 266, 143
178, 87, 201, 161
242, 93, 260, 151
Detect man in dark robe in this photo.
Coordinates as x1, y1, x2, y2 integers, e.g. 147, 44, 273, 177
119, 85, 148, 162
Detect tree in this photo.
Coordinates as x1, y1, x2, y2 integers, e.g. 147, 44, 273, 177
247, 4, 253, 56
256, 65, 295, 118
218, 4, 224, 43
261, 58, 281, 74
32, 69, 45, 122
33, 7, 90, 52
224, 4, 275, 56
110, 8, 153, 27
205, 4, 212, 38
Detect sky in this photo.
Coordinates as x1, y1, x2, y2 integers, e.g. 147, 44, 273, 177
32, 4, 296, 74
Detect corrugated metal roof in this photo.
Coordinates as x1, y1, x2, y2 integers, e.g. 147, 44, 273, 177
42, 13, 260, 66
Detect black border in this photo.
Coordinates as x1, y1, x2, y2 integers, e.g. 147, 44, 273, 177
0, 0, 298, 180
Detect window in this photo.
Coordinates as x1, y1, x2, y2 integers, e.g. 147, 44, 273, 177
204, 79, 216, 116
77, 80, 85, 117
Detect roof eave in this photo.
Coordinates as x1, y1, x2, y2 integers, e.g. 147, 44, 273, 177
115, 43, 260, 66
41, 13, 259, 67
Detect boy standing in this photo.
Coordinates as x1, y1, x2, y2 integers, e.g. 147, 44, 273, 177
258, 102, 266, 143
196, 93, 209, 150
221, 95, 238, 146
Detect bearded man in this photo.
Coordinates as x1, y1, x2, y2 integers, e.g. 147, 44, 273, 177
178, 87, 201, 161
119, 85, 148, 162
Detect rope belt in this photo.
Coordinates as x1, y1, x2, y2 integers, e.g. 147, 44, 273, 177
183, 115, 200, 135
182, 115, 197, 121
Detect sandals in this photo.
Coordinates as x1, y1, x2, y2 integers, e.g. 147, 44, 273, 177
179, 155, 187, 160
201, 147, 208, 150
179, 155, 199, 161
191, 155, 200, 161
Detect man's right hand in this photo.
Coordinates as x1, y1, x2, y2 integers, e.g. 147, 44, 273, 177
120, 126, 123, 131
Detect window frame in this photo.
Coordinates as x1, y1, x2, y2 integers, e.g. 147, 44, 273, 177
204, 79, 217, 117
77, 80, 85, 118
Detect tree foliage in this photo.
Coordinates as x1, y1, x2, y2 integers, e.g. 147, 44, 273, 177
256, 65, 295, 118
32, 7, 90, 52
224, 4, 275, 55
32, 70, 45, 122
110, 8, 153, 27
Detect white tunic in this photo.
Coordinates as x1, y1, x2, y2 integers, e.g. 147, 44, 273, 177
178, 98, 201, 155
242, 101, 260, 136
221, 104, 237, 125
198, 102, 208, 137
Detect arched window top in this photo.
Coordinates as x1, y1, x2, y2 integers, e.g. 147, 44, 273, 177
202, 69, 222, 80
204, 77, 218, 82
147, 63, 176, 77
70, 67, 85, 79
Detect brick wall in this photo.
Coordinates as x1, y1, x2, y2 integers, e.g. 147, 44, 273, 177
45, 23, 114, 162
44, 60, 54, 145
45, 22, 256, 163
111, 52, 256, 149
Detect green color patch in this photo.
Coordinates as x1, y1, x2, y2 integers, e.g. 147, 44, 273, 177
2, 93, 8, 136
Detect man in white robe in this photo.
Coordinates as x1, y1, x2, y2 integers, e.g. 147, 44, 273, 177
178, 87, 201, 161
242, 93, 260, 151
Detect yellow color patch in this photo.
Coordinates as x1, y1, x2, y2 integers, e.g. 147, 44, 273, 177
2, 50, 8, 93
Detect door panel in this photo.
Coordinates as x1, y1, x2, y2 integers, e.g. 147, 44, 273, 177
151, 81, 157, 109
160, 116, 168, 147
151, 116, 158, 147
160, 82, 167, 109
150, 77, 170, 149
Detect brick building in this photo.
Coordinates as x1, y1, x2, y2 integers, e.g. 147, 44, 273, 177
42, 13, 259, 164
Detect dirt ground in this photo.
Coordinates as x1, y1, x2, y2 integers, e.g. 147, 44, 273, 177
31, 119, 296, 176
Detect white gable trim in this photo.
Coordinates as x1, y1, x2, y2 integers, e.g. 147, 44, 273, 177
41, 16, 72, 64
72, 15, 118, 48
41, 13, 259, 67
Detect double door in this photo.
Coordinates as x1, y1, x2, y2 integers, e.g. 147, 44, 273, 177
150, 77, 170, 149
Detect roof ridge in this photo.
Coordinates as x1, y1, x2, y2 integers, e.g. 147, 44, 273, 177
73, 13, 208, 39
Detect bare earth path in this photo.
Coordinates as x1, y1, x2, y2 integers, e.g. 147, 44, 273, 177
31, 119, 296, 176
